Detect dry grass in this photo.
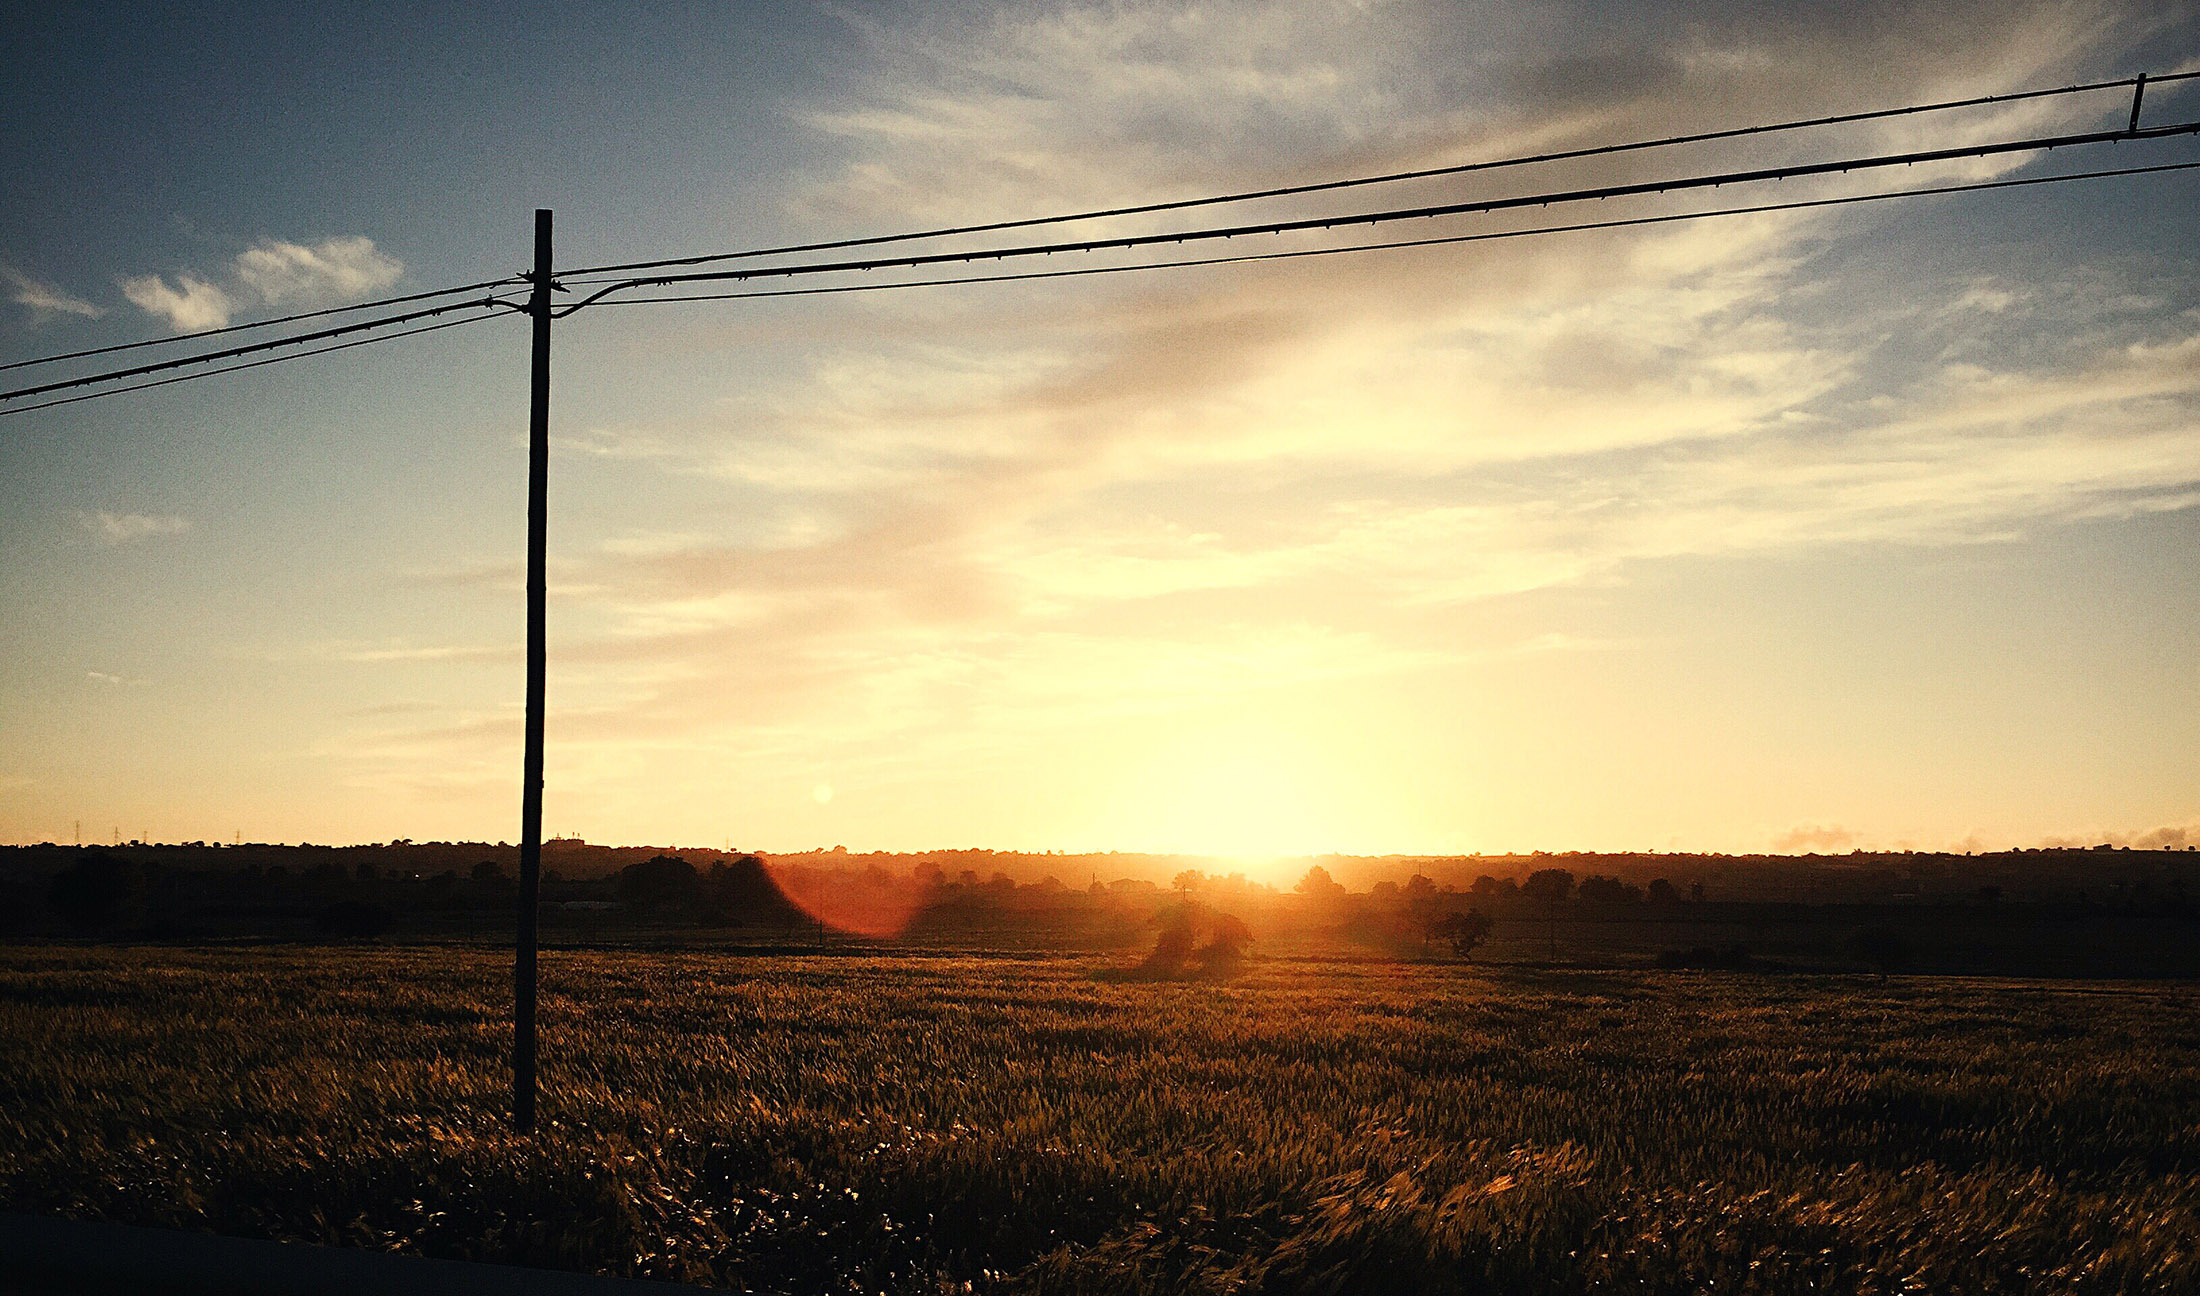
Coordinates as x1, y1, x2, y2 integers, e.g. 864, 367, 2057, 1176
2, 945, 2195, 1293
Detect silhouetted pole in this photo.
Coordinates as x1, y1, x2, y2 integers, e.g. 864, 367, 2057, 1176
514, 209, 552, 1133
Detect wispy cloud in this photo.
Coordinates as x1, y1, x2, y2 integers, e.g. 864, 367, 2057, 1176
79, 510, 191, 544
2125, 821, 2200, 850
249, 639, 517, 665
2041, 818, 2200, 849
1774, 823, 1861, 852
85, 670, 148, 688
336, 643, 514, 664
165, 0, 2192, 851
120, 235, 403, 333
233, 236, 402, 304
1, 265, 103, 319
429, 0, 2195, 834
120, 272, 236, 331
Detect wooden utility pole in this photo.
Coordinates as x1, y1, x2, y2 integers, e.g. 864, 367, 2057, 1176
514, 209, 552, 1133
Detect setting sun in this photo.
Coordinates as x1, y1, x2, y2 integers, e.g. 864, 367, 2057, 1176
1104, 727, 1361, 865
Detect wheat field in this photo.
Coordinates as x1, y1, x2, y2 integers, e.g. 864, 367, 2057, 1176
2, 945, 2195, 1293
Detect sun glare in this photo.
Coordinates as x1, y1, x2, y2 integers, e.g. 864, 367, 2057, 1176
1109, 728, 1354, 869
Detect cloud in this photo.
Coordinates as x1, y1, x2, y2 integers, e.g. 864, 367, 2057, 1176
245, 639, 517, 665
1, 265, 103, 318
85, 670, 148, 688
1773, 823, 1861, 852
120, 273, 236, 332
2042, 819, 2200, 850
324, 0, 2196, 850
232, 236, 402, 305
465, 0, 2190, 736
120, 235, 403, 332
79, 510, 191, 544
2128, 822, 2200, 850
335, 643, 514, 664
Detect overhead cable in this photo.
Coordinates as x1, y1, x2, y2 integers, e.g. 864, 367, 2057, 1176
561, 159, 2200, 310
0, 276, 525, 374
556, 117, 2200, 314
553, 70, 2197, 279
0, 296, 515, 405
0, 313, 502, 418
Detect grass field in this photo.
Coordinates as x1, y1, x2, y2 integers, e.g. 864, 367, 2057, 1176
2, 945, 2196, 1293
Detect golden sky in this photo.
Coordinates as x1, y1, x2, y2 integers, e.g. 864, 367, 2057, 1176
3, 1, 2198, 856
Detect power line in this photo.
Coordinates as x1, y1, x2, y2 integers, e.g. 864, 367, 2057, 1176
9, 76, 2194, 417
0, 312, 502, 418
561, 159, 2200, 310
556, 117, 2200, 314
0, 296, 517, 405
20, 158, 2190, 418
0, 276, 524, 374
554, 69, 2197, 280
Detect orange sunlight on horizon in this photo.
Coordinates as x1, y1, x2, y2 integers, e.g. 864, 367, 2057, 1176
1098, 725, 1377, 872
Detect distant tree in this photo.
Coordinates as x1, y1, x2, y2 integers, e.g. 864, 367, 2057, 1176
47, 851, 146, 932
1429, 908, 1494, 960
1849, 925, 1913, 976
1144, 907, 1198, 974
1141, 902, 1252, 979
1199, 912, 1253, 975
1173, 868, 1207, 895
354, 861, 380, 884
1521, 868, 1575, 961
1403, 880, 1460, 952
1577, 875, 1643, 905
1975, 884, 2003, 904
1294, 865, 1347, 902
617, 854, 702, 915
913, 861, 945, 890
1646, 878, 1680, 905
471, 859, 510, 887
701, 854, 790, 926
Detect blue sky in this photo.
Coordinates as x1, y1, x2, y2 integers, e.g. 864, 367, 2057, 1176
2, 0, 2197, 858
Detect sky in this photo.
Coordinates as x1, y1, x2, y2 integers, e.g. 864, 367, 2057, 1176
2, 0, 2197, 862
